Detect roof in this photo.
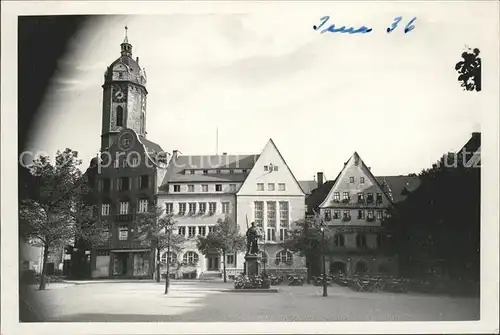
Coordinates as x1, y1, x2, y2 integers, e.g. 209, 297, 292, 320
299, 180, 317, 195
457, 132, 481, 167
306, 175, 420, 214
160, 154, 259, 185
139, 137, 164, 155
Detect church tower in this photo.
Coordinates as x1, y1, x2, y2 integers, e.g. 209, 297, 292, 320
101, 27, 148, 151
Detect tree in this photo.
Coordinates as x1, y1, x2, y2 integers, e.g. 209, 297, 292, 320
196, 216, 245, 282
19, 149, 107, 290
383, 152, 480, 280
135, 205, 185, 282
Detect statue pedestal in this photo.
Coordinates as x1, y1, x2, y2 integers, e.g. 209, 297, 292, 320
244, 254, 259, 276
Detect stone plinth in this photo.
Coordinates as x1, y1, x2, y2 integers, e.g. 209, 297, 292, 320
244, 254, 259, 276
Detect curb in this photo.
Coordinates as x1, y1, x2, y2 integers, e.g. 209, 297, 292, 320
221, 288, 279, 293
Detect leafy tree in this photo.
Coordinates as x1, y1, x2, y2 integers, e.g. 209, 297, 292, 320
135, 205, 185, 282
19, 149, 107, 290
383, 152, 480, 281
196, 216, 245, 282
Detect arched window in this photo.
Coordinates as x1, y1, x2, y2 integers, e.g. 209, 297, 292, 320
334, 233, 345, 247
161, 252, 177, 265
355, 261, 368, 273
116, 106, 124, 127
182, 251, 199, 265
275, 250, 293, 264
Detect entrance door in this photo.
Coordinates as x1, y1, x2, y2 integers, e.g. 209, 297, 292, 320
207, 256, 219, 271
113, 253, 128, 276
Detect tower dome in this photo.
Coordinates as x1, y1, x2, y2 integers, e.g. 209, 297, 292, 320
103, 26, 147, 86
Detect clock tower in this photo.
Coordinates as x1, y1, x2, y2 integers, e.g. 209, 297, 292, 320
101, 27, 148, 151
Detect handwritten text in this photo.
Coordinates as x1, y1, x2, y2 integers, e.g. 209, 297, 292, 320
314, 15, 417, 35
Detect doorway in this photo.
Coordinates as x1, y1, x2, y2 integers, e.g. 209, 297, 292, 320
113, 253, 128, 276
330, 261, 346, 275
207, 256, 219, 271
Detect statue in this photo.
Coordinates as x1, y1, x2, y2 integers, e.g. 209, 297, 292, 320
246, 222, 260, 255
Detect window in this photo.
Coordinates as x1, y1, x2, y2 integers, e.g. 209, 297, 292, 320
138, 199, 148, 213
273, 165, 279, 171
242, 169, 247, 173
267, 227, 276, 241
278, 183, 286, 191
264, 165, 269, 171
203, 170, 208, 175
226, 254, 235, 265
276, 250, 293, 264
257, 183, 264, 191
119, 201, 129, 215
178, 226, 186, 236
198, 202, 206, 214
198, 226, 206, 236
267, 201, 276, 227
208, 226, 214, 234
208, 202, 216, 214
189, 170, 195, 175
102, 178, 111, 192
222, 202, 230, 214
333, 192, 340, 201
178, 203, 186, 215
360, 177, 365, 184
376, 210, 383, 220
229, 184, 236, 192
349, 177, 355, 183
357, 210, 365, 219
334, 234, 345, 247
279, 228, 287, 241
357, 192, 364, 203
376, 193, 383, 204
343, 210, 351, 218
215, 184, 222, 192
279, 201, 289, 227
122, 159, 127, 168
367, 210, 374, 219
188, 226, 196, 238
377, 233, 387, 247
118, 177, 130, 191
367, 193, 374, 203
324, 209, 331, 221
116, 106, 123, 127
119, 225, 128, 240
342, 192, 349, 200
101, 203, 110, 216
188, 185, 194, 192
138, 175, 148, 189
229, 169, 234, 174
183, 251, 199, 265
216, 169, 221, 174
202, 184, 208, 192
173, 185, 180, 192
165, 203, 173, 214
333, 210, 341, 219
161, 252, 177, 265
356, 233, 367, 248
254, 201, 264, 227
268, 183, 275, 191
188, 202, 196, 215
114, 159, 120, 168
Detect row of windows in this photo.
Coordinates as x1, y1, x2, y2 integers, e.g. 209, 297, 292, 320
177, 225, 215, 238
165, 202, 230, 215
170, 184, 236, 193
254, 201, 289, 229
184, 169, 248, 175
98, 175, 150, 192
333, 191, 383, 204
323, 209, 386, 221
349, 176, 365, 184
256, 183, 286, 191
332, 233, 387, 248
101, 199, 149, 216
160, 250, 294, 266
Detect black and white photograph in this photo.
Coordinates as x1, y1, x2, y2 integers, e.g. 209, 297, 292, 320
1, 1, 499, 334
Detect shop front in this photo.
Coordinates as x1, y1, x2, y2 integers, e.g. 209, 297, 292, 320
91, 248, 152, 279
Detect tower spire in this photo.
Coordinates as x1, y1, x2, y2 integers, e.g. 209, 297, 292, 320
120, 26, 132, 57
124, 26, 128, 43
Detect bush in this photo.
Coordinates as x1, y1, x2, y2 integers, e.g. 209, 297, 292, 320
234, 274, 268, 289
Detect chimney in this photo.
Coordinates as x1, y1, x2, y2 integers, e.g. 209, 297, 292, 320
317, 172, 324, 188
223, 152, 227, 155
136, 57, 139, 64
172, 150, 179, 160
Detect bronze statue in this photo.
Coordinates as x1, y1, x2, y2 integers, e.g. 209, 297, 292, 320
246, 222, 260, 255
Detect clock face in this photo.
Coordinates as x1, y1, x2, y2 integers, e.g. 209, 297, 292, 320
112, 85, 127, 102
118, 132, 134, 151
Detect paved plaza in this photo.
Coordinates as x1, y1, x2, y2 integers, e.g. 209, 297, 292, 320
27, 280, 479, 322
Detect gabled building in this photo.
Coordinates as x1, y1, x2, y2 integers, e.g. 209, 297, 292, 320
312, 152, 420, 276
235, 139, 307, 276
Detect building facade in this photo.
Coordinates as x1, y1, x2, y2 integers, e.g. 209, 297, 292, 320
156, 139, 307, 279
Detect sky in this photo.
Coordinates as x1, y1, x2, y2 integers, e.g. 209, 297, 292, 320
27, 3, 495, 181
